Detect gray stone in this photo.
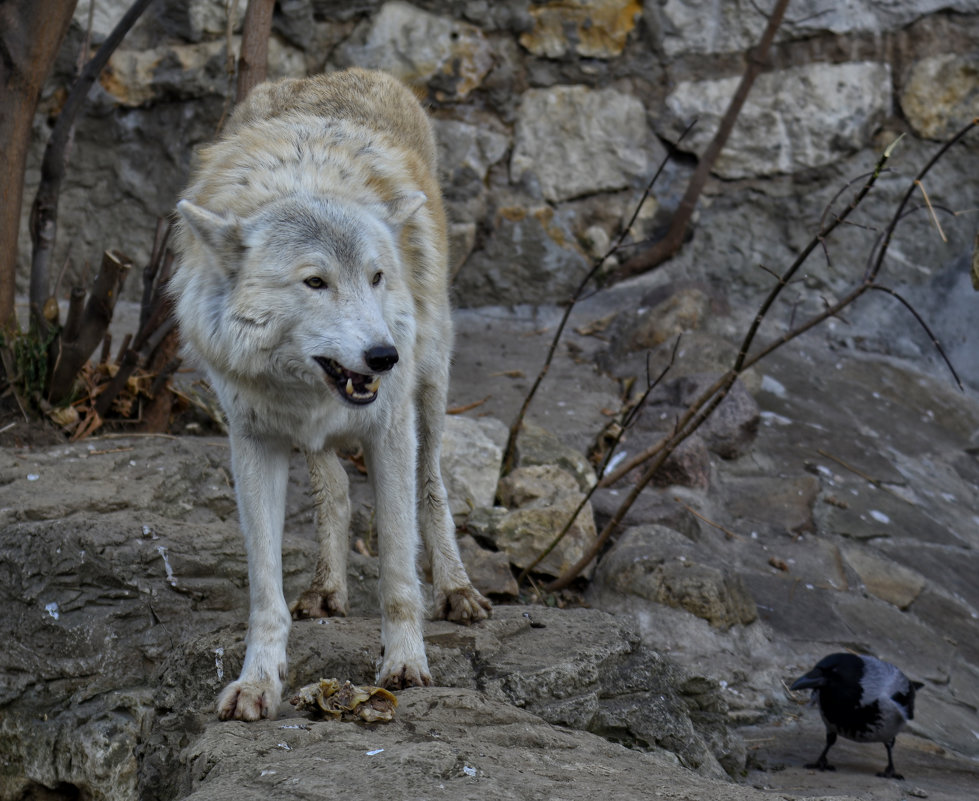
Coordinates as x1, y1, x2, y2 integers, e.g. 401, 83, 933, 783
512, 422, 597, 491
441, 414, 504, 519
510, 85, 659, 202
720, 474, 821, 537
497, 463, 581, 507
336, 1, 493, 100
647, 0, 979, 56
485, 496, 597, 580
594, 525, 758, 629
453, 201, 592, 305
665, 62, 892, 178
841, 545, 927, 610
457, 534, 518, 598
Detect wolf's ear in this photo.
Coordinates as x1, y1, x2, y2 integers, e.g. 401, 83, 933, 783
177, 200, 242, 257
386, 191, 427, 226
912, 681, 924, 690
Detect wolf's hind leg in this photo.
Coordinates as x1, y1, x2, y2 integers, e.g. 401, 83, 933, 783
415, 379, 491, 624
291, 449, 351, 619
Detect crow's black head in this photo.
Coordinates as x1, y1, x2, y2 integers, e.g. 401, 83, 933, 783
790, 652, 864, 693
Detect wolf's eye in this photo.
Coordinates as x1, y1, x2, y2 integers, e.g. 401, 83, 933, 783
371, 271, 384, 287
304, 276, 327, 290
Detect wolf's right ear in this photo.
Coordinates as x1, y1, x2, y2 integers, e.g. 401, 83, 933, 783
177, 200, 242, 258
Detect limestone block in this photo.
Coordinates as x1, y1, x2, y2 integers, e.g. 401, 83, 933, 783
595, 525, 758, 629
519, 0, 643, 59
441, 414, 504, 519
901, 54, 979, 140
665, 62, 892, 178
511, 85, 657, 202
434, 118, 510, 185
336, 1, 493, 100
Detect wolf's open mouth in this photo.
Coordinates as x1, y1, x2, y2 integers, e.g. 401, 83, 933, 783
313, 357, 381, 405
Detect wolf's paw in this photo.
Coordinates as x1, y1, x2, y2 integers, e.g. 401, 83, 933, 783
439, 586, 492, 624
290, 588, 348, 620
216, 679, 281, 721
379, 662, 433, 691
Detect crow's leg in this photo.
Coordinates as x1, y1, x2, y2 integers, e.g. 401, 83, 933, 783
805, 731, 837, 771
876, 739, 904, 780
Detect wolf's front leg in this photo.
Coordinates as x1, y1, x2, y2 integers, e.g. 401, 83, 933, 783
365, 414, 432, 689
217, 431, 292, 721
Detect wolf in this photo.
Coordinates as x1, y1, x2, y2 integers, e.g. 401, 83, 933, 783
170, 68, 491, 721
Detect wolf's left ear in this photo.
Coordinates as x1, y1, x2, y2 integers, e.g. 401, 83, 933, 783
177, 200, 242, 259
386, 191, 427, 226
912, 681, 924, 690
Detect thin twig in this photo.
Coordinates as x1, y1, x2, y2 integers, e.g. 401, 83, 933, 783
544, 123, 978, 592
500, 125, 690, 475
915, 179, 947, 243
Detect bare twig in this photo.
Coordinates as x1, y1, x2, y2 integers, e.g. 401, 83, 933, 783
516, 340, 679, 583
543, 122, 977, 591
500, 125, 690, 475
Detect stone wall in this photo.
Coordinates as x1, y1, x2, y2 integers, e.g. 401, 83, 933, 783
16, 0, 979, 311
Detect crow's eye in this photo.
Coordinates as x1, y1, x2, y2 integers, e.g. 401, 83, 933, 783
371, 271, 384, 287
304, 276, 327, 290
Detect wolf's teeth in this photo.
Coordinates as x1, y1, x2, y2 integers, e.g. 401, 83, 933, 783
366, 377, 380, 393
345, 378, 354, 396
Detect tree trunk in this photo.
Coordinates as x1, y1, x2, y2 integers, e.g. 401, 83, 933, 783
0, 0, 78, 332
236, 0, 275, 103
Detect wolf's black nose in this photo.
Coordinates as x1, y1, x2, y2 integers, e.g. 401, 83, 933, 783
365, 345, 399, 373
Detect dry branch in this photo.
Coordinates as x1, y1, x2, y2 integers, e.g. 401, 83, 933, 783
541, 121, 975, 591
614, 0, 790, 282
47, 250, 132, 404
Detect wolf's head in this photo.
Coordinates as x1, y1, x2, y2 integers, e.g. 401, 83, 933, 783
173, 191, 424, 405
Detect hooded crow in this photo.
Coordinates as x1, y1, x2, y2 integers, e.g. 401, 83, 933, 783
790, 652, 923, 780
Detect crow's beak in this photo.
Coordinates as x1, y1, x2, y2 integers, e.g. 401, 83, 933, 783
790, 670, 825, 691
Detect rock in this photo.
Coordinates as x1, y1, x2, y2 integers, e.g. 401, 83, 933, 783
627, 287, 711, 349
594, 525, 758, 629
720, 474, 821, 536
441, 414, 504, 520
453, 202, 592, 305
172, 677, 755, 800
457, 534, 518, 598
497, 463, 581, 507
670, 374, 760, 460
841, 545, 927, 610
900, 53, 979, 140
665, 62, 892, 178
510, 85, 660, 202
519, 0, 644, 59
478, 494, 595, 577
652, 433, 713, 489
512, 422, 597, 491
433, 116, 510, 215
336, 1, 493, 100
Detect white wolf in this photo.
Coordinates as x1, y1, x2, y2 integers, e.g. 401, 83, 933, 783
170, 68, 491, 721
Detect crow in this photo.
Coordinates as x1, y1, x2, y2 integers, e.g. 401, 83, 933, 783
790, 652, 923, 780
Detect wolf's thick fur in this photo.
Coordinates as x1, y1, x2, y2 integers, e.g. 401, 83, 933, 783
171, 69, 491, 721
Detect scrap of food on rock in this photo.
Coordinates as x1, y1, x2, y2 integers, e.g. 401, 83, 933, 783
290, 678, 398, 722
